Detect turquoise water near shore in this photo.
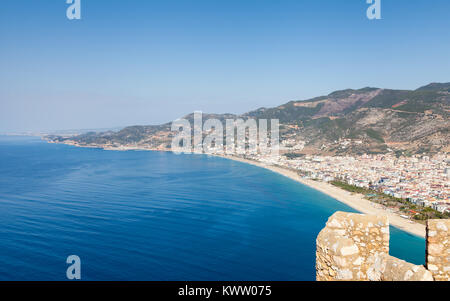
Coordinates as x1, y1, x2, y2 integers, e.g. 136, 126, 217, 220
0, 136, 425, 280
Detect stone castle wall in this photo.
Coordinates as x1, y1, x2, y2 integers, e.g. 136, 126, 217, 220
316, 212, 449, 281
426, 219, 450, 281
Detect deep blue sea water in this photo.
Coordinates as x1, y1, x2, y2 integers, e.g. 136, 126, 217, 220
0, 136, 425, 280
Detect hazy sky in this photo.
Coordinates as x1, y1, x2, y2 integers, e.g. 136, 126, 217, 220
1, 0, 449, 132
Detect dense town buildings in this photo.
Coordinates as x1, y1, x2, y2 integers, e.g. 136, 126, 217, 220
248, 153, 450, 214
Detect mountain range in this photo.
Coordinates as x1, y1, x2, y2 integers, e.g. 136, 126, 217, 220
49, 82, 450, 156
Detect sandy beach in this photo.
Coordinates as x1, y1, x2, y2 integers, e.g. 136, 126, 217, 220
220, 155, 426, 238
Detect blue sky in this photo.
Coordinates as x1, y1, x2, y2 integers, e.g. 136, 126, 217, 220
1, 0, 449, 132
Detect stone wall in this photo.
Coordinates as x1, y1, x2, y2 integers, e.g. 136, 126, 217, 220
426, 219, 450, 281
316, 212, 448, 281
316, 212, 390, 280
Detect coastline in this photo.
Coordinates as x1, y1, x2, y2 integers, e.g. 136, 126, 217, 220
218, 155, 426, 238
44, 140, 426, 238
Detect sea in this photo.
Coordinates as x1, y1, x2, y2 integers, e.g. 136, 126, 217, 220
0, 136, 425, 280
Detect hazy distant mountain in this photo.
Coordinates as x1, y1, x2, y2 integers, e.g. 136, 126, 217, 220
50, 82, 450, 156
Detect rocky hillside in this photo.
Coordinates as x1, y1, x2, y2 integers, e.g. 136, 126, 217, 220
49, 82, 450, 155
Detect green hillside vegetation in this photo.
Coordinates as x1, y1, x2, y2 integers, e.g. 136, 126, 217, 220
250, 102, 324, 123
365, 129, 385, 143
365, 89, 411, 108
416, 82, 450, 92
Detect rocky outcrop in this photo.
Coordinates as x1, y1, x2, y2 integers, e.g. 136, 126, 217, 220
316, 212, 449, 281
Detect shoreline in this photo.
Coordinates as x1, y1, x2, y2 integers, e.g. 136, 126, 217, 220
43, 140, 426, 238
218, 155, 426, 238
